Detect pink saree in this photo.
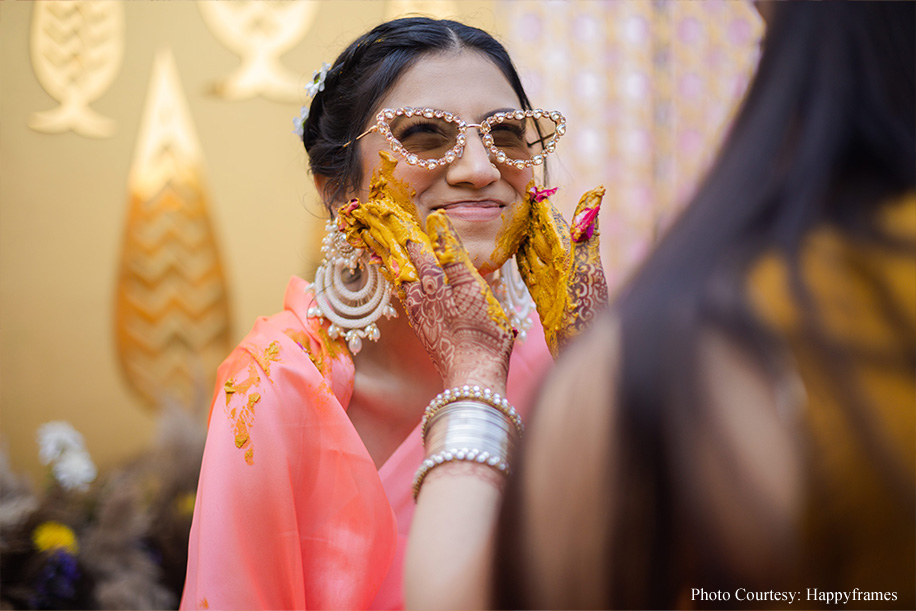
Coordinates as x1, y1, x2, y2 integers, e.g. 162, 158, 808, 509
181, 276, 552, 610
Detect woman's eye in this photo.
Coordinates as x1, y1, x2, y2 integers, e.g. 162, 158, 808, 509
395, 120, 454, 154
490, 124, 527, 149
396, 120, 441, 137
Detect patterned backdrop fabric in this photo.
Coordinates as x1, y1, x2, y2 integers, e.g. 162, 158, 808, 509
495, 0, 763, 291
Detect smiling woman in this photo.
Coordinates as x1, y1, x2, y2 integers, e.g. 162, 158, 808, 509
180, 17, 605, 611
350, 51, 547, 273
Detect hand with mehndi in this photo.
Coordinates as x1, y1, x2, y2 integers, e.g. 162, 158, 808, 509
516, 184, 608, 358
337, 154, 515, 393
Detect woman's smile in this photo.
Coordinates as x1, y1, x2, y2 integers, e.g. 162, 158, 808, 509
431, 199, 505, 222
356, 50, 535, 274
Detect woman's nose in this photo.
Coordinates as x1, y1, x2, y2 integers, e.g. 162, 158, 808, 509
445, 129, 500, 188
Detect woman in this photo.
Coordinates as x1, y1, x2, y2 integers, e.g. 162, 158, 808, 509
181, 17, 603, 610
395, 2, 914, 609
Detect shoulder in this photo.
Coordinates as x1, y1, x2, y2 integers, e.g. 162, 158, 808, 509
500, 314, 619, 606
217, 276, 354, 403
207, 277, 355, 463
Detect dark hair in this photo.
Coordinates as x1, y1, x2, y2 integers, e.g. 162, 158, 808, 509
302, 17, 534, 209
494, 2, 915, 608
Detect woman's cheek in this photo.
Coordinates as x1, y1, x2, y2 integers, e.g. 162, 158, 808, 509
393, 167, 434, 219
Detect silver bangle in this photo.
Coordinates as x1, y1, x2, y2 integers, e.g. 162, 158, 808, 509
420, 385, 523, 440
425, 403, 516, 453
413, 401, 518, 501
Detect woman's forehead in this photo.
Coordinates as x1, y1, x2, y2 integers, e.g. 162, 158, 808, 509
375, 50, 520, 118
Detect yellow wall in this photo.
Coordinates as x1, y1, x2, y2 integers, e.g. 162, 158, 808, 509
0, 0, 758, 485
0, 1, 497, 483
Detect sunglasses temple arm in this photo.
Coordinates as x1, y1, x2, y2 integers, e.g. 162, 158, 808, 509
342, 125, 378, 149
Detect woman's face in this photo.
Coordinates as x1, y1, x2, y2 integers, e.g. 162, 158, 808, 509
354, 50, 534, 275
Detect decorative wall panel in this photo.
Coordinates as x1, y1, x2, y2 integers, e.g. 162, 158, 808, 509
498, 1, 762, 290
198, 1, 319, 102
114, 49, 231, 412
29, 0, 123, 138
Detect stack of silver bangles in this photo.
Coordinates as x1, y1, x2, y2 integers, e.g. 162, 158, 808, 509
413, 385, 523, 501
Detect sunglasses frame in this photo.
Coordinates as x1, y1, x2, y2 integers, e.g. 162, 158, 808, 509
349, 106, 566, 170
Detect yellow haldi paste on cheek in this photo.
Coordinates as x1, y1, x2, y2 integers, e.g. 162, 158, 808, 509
370, 151, 418, 218
337, 151, 433, 287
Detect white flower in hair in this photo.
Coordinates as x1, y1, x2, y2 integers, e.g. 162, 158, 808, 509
295, 61, 330, 139
37, 421, 86, 465
305, 62, 331, 97
293, 104, 309, 139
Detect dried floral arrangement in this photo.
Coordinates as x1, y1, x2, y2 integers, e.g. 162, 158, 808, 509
0, 408, 205, 610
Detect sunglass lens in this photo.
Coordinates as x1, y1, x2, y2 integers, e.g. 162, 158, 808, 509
488, 115, 559, 161
388, 115, 460, 161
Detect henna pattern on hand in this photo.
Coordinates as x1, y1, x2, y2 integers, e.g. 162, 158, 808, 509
339, 152, 515, 393
404, 226, 514, 393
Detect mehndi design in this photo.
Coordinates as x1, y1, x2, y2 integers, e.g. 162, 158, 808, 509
337, 153, 514, 391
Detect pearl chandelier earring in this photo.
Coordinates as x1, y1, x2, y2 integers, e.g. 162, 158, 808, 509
307, 220, 397, 354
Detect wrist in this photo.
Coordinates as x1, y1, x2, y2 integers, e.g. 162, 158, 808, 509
414, 390, 523, 501
443, 376, 507, 397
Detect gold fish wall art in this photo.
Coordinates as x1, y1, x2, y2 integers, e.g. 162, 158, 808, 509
197, 1, 319, 102
29, 0, 123, 138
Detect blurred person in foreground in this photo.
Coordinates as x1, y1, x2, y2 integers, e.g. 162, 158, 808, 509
382, 2, 915, 608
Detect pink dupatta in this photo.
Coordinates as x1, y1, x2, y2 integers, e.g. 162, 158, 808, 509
181, 276, 552, 610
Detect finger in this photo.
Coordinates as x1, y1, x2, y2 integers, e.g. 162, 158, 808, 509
343, 194, 434, 287
569, 186, 608, 308
427, 211, 511, 333
404, 237, 441, 288
515, 238, 541, 289
570, 186, 605, 245
425, 211, 475, 277
400, 239, 453, 334
527, 195, 570, 266
343, 204, 414, 286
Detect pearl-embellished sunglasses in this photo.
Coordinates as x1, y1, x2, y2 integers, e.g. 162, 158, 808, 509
346, 106, 566, 170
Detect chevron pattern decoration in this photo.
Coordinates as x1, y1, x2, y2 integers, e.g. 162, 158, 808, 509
29, 0, 123, 137
115, 49, 231, 412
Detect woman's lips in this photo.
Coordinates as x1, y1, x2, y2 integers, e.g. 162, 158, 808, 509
433, 201, 504, 222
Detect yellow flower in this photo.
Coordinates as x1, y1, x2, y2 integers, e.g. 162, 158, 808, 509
32, 521, 79, 555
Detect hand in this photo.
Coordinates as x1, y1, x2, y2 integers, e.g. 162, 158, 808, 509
516, 184, 608, 358
336, 151, 428, 288
403, 212, 515, 392
337, 153, 515, 393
